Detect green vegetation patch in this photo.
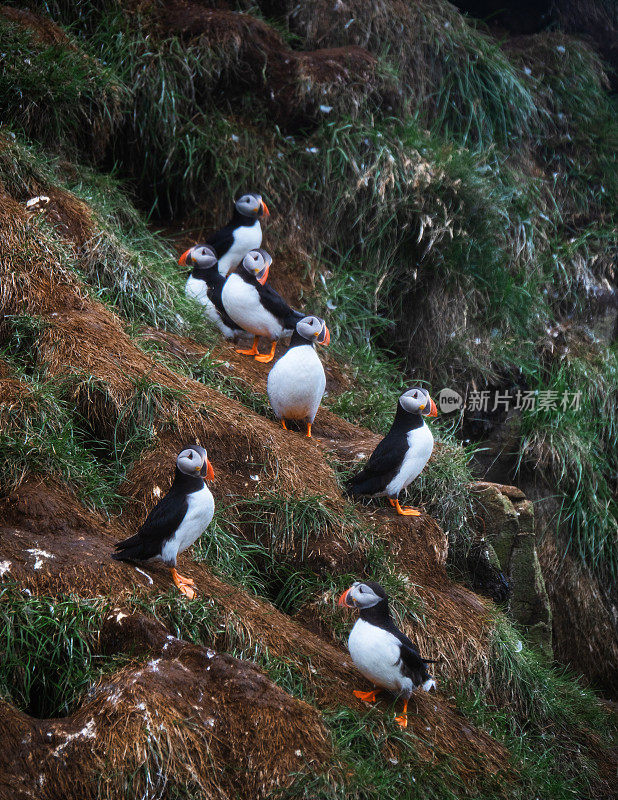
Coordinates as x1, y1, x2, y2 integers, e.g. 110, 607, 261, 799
0, 586, 119, 717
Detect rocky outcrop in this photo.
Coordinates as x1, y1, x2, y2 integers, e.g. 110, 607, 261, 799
470, 482, 552, 656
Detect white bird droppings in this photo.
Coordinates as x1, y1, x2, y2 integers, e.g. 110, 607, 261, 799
26, 549, 54, 570
0, 560, 12, 577
52, 719, 96, 757
135, 567, 153, 584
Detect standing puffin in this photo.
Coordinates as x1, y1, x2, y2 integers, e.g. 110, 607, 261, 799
346, 387, 438, 516
112, 445, 215, 599
221, 249, 303, 363
180, 243, 245, 340
267, 315, 330, 437
206, 192, 270, 276
338, 581, 437, 728
266, 317, 330, 438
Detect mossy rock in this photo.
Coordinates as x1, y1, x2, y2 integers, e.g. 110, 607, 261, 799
471, 482, 552, 656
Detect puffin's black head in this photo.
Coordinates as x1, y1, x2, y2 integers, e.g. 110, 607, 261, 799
178, 244, 217, 270
241, 248, 272, 285
177, 445, 215, 480
399, 387, 438, 417
235, 192, 270, 220
338, 580, 388, 610
296, 315, 331, 346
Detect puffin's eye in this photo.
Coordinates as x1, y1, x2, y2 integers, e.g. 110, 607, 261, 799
359, 586, 364, 593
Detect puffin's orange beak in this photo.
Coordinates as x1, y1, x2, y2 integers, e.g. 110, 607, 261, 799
256, 264, 269, 285
338, 588, 351, 607
261, 201, 270, 219
206, 459, 215, 480
178, 248, 191, 267
427, 398, 438, 417
318, 325, 330, 346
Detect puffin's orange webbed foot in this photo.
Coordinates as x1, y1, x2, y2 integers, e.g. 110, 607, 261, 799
389, 499, 421, 517
255, 341, 277, 363
171, 568, 197, 600
236, 336, 259, 356
306, 422, 312, 438
394, 698, 409, 728
281, 419, 288, 430
353, 689, 379, 703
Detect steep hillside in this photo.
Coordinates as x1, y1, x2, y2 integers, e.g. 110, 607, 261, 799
0, 1, 616, 799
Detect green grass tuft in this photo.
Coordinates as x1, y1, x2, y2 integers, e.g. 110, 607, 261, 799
0, 586, 119, 717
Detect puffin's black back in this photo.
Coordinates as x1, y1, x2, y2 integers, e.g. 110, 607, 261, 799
206, 208, 256, 257
237, 269, 303, 330
112, 468, 204, 562
346, 403, 425, 497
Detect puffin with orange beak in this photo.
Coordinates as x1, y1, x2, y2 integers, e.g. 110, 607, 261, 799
267, 315, 330, 437
112, 445, 215, 599
346, 388, 438, 516
181, 244, 245, 340
221, 249, 304, 363
205, 192, 270, 277
338, 580, 437, 728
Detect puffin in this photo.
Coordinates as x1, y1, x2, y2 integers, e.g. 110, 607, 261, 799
112, 445, 215, 599
180, 243, 244, 340
221, 249, 304, 363
338, 580, 437, 728
206, 192, 270, 276
267, 315, 330, 437
346, 387, 438, 516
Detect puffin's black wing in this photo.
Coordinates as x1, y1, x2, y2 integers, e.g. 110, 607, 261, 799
397, 641, 432, 686
346, 432, 408, 497
112, 490, 187, 562
207, 282, 244, 331
257, 283, 304, 329
385, 621, 433, 685
205, 224, 235, 258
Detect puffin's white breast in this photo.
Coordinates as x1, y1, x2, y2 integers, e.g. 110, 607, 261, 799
221, 273, 283, 339
217, 220, 262, 276
348, 618, 413, 696
160, 485, 214, 565
185, 275, 209, 305
267, 345, 326, 422
384, 423, 434, 497
185, 276, 236, 339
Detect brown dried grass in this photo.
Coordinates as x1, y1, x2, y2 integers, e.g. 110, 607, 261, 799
0, 610, 331, 800
152, 1, 392, 124
0, 5, 72, 47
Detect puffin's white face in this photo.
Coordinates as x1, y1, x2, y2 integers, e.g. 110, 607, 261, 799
176, 445, 214, 479
296, 316, 330, 346
241, 248, 272, 285
399, 387, 438, 417
235, 193, 270, 219
189, 245, 217, 269
178, 244, 217, 269
338, 581, 386, 609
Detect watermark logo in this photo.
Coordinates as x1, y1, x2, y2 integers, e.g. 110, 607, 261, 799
438, 388, 582, 413
438, 388, 464, 413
